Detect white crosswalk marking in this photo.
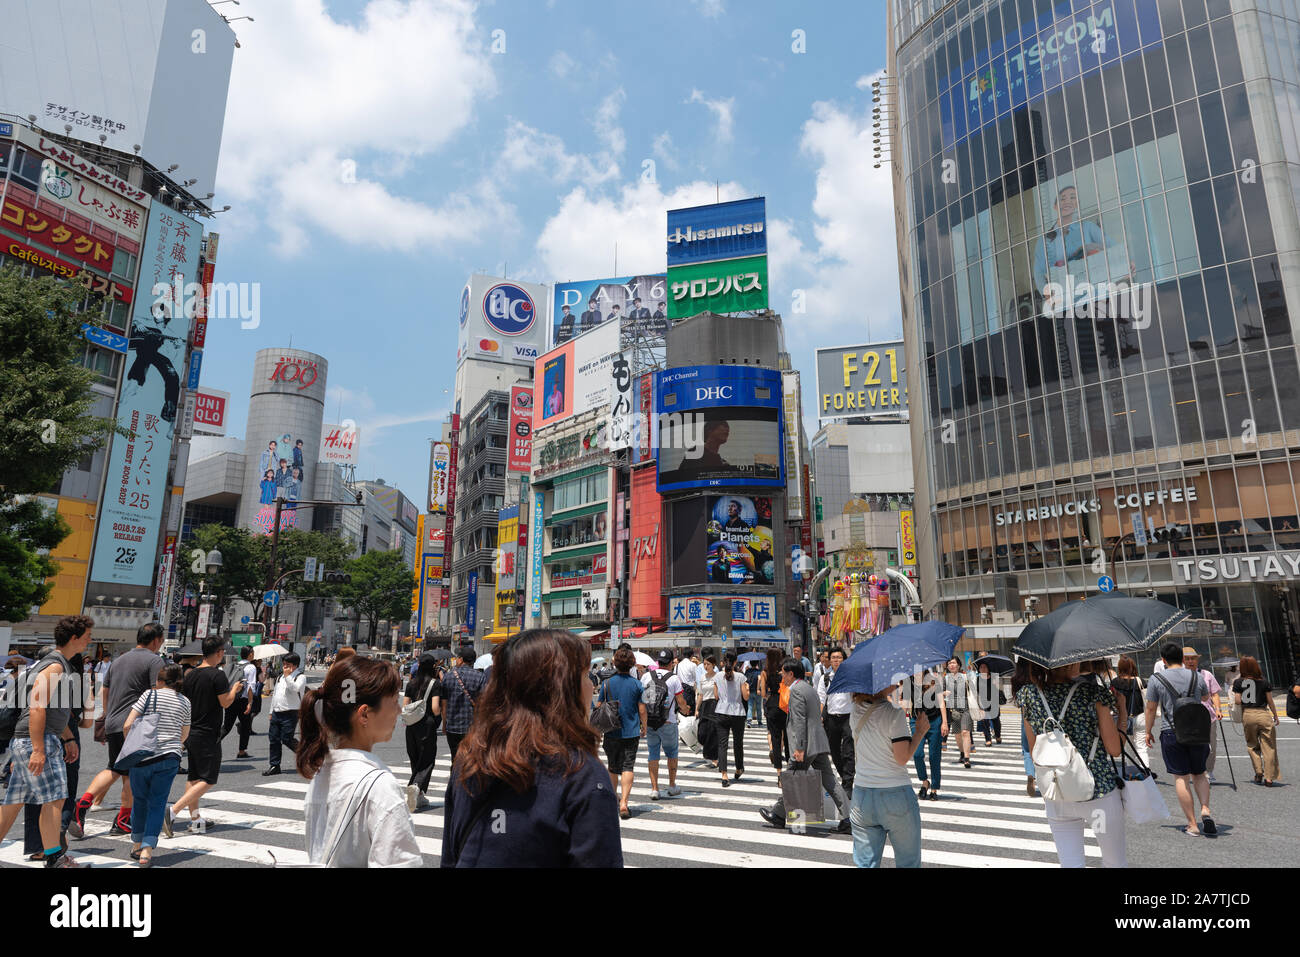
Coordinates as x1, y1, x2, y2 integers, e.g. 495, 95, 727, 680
0, 733, 1102, 867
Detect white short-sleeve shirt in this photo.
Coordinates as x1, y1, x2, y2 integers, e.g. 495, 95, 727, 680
850, 699, 914, 790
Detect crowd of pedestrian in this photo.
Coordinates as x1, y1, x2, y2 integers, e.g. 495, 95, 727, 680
4, 618, 1297, 870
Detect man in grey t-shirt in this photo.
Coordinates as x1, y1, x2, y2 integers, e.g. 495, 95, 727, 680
67, 623, 165, 841
0, 615, 95, 867
1144, 642, 1215, 837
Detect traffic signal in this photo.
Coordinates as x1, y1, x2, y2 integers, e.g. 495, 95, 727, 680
1149, 525, 1187, 544
322, 570, 351, 584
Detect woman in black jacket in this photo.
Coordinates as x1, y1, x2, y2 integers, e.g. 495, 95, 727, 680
441, 629, 622, 867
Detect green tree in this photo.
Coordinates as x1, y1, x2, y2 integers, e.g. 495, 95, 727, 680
0, 265, 123, 621
175, 525, 358, 630
0, 265, 122, 495
0, 499, 68, 621
173, 525, 269, 629
336, 549, 415, 642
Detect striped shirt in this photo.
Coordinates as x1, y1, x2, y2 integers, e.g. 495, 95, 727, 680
130, 688, 191, 759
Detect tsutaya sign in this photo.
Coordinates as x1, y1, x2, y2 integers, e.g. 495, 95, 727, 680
994, 486, 1198, 527
1177, 552, 1300, 584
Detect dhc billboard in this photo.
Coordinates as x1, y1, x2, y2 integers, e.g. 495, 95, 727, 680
655, 365, 784, 493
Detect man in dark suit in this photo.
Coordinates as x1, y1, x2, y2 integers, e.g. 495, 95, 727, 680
556, 304, 577, 343
580, 299, 602, 331
758, 658, 850, 832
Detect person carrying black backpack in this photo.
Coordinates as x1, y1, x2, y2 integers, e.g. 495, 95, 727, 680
1144, 643, 1216, 837
641, 650, 691, 800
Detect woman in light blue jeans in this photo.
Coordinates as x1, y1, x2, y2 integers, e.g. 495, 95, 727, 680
122, 665, 190, 867
848, 686, 933, 868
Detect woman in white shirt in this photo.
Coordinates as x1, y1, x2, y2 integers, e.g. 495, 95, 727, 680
713, 652, 750, 786
849, 684, 932, 868
696, 655, 720, 768
299, 656, 422, 867
123, 665, 190, 867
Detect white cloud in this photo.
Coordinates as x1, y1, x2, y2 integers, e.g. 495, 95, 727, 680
263, 149, 514, 256
215, 0, 499, 256
494, 87, 626, 188
651, 131, 679, 172
548, 50, 577, 78
792, 70, 901, 341
692, 0, 726, 17
535, 178, 751, 280
498, 120, 619, 185
686, 89, 735, 144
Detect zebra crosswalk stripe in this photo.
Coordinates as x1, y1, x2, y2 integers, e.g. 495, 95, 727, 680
0, 737, 1097, 867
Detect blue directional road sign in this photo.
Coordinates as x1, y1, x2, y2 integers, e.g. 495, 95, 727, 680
186, 348, 203, 390
263, 590, 281, 607
1097, 576, 1116, 593
241, 615, 250, 625
81, 324, 129, 354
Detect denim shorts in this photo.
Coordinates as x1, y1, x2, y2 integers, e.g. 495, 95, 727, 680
646, 723, 679, 762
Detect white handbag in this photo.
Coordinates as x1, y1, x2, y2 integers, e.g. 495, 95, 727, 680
1030, 683, 1098, 803
678, 715, 699, 751
1114, 734, 1170, 824
401, 680, 435, 726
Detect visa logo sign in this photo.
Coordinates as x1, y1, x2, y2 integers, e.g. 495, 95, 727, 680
513, 345, 538, 360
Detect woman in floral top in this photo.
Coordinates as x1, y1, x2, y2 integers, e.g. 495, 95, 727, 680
1016, 661, 1126, 868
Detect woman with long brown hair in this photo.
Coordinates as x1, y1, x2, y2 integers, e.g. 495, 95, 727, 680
441, 629, 623, 867
299, 656, 421, 867
758, 648, 788, 769
1233, 656, 1281, 785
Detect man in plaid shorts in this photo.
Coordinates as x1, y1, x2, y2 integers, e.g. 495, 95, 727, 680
0, 615, 95, 867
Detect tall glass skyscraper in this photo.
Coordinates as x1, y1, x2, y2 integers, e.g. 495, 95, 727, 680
892, 0, 1300, 680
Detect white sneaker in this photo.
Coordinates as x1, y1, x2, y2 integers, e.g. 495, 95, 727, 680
666, 785, 682, 797
415, 790, 431, 809
650, 790, 662, 800
1207, 773, 1217, 783
405, 785, 418, 813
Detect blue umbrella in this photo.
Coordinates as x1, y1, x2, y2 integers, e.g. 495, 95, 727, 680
736, 651, 767, 663
827, 622, 964, 696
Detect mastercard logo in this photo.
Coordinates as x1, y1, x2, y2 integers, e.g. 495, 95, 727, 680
478, 338, 500, 352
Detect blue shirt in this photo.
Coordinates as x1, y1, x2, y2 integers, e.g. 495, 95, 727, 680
599, 673, 644, 738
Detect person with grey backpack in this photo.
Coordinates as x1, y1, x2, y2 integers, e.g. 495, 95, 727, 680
1144, 643, 1216, 837
119, 665, 190, 867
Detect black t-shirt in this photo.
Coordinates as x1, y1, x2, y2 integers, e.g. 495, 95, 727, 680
1232, 677, 1272, 710
183, 666, 230, 736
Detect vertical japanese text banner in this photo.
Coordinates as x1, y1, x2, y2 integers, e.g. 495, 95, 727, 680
90, 205, 201, 585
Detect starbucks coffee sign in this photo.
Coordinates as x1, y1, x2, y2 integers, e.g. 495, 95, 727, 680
1176, 552, 1300, 583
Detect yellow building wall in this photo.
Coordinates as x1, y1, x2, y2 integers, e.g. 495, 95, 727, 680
38, 497, 95, 616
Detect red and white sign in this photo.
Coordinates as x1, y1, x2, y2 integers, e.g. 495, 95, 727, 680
1, 195, 116, 270
508, 385, 533, 473
427, 525, 445, 553
193, 259, 215, 348
320, 422, 360, 465
442, 414, 460, 610
195, 602, 212, 639
629, 467, 665, 620
193, 387, 229, 435
270, 356, 319, 390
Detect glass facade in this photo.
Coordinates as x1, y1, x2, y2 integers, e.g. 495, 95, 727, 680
896, 0, 1300, 682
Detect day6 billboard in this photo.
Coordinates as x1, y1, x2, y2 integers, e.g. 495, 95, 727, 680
814, 341, 909, 420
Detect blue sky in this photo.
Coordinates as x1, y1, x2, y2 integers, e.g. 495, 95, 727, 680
200, 0, 900, 507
